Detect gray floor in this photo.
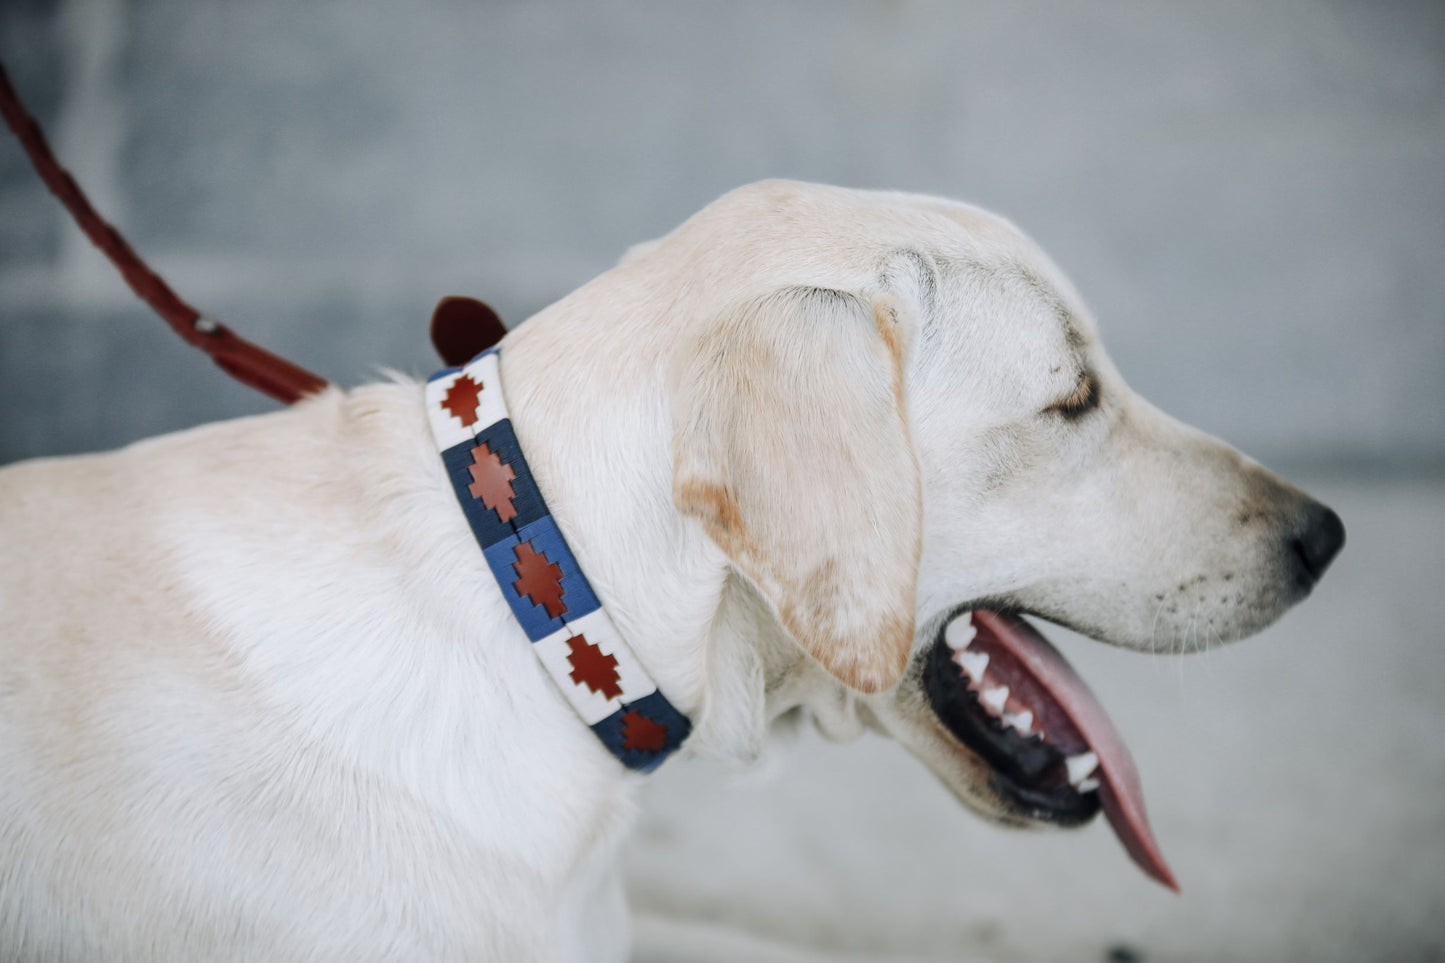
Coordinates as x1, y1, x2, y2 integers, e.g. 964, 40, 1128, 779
624, 475, 1445, 963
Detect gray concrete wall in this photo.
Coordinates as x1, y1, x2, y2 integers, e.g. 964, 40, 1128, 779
2, 0, 1442, 471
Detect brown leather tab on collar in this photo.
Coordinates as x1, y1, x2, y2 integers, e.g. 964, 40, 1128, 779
431, 296, 506, 366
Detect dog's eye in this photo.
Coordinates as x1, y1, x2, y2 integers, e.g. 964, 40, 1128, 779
1047, 375, 1099, 419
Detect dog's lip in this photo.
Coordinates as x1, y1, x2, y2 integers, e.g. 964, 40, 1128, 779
929, 608, 1179, 892
923, 634, 1101, 827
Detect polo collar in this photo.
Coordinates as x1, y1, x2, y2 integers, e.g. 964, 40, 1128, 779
425, 348, 690, 772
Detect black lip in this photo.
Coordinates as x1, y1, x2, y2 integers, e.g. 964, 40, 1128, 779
923, 621, 1099, 826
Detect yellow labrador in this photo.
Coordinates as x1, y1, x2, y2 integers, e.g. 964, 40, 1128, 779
0, 181, 1342, 960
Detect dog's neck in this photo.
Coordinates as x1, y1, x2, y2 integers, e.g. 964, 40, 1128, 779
496, 286, 868, 767
424, 346, 693, 770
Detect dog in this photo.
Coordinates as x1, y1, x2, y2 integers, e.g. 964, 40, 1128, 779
0, 180, 1342, 960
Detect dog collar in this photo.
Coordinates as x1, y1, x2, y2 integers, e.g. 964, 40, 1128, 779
425, 348, 690, 772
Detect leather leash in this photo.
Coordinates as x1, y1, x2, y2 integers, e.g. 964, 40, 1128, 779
3, 60, 509, 405
0, 61, 330, 403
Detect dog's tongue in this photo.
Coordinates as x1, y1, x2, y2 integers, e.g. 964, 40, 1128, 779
972, 609, 1179, 891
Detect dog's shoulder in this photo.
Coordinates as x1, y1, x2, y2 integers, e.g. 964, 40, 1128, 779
2, 381, 437, 528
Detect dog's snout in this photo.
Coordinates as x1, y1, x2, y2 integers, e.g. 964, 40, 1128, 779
1290, 502, 1345, 583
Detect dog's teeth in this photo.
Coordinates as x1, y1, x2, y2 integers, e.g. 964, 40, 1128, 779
980, 686, 1009, 713
1002, 709, 1033, 733
954, 649, 989, 680
944, 615, 977, 651
1076, 777, 1100, 793
1065, 751, 1100, 786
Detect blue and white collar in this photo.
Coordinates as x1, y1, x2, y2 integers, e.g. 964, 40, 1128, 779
425, 348, 690, 772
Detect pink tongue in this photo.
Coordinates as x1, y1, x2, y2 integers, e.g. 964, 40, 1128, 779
972, 609, 1179, 892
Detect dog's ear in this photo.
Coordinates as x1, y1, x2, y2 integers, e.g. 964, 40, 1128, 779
672, 285, 921, 693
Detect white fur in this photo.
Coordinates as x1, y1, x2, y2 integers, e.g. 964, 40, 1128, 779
0, 181, 1329, 960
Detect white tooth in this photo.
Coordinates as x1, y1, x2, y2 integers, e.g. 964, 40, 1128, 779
1066, 751, 1100, 786
980, 686, 1009, 713
944, 615, 977, 650
1076, 777, 1100, 793
1002, 709, 1033, 733
954, 649, 989, 680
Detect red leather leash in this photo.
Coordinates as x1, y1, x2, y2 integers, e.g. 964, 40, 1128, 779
2, 60, 509, 398
0, 61, 329, 404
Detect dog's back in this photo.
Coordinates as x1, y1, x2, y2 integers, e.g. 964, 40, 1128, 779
0, 388, 629, 961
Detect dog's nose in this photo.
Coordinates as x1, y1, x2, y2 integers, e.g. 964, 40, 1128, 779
1291, 502, 1345, 582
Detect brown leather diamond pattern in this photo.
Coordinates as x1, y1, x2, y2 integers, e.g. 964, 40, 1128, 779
467, 442, 518, 522
565, 634, 623, 700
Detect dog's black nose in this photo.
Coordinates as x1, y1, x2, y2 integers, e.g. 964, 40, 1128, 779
1292, 503, 1345, 582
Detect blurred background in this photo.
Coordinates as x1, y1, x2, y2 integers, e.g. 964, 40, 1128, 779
1, 1, 1441, 960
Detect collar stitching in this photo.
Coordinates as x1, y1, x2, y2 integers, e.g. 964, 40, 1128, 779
425, 348, 690, 772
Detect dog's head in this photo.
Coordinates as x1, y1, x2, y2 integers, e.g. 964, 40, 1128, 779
626, 181, 1341, 885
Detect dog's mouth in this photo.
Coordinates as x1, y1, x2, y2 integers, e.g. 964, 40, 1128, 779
923, 608, 1178, 891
